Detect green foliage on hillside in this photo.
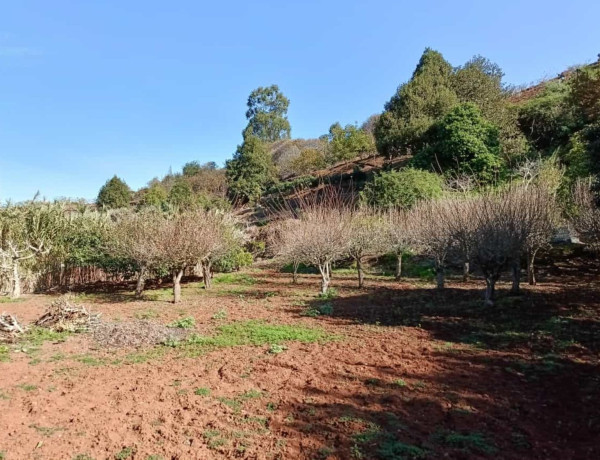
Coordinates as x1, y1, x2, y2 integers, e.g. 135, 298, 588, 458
96, 176, 131, 209
226, 135, 277, 203
324, 122, 375, 163
414, 103, 504, 183
360, 168, 443, 209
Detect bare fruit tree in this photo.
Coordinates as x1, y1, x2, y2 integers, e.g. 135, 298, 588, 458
571, 179, 600, 252
272, 196, 351, 295
410, 200, 455, 289
111, 208, 164, 298
383, 209, 413, 281
154, 209, 236, 303
347, 209, 388, 288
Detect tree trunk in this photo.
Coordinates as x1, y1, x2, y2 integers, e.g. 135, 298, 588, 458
510, 260, 521, 295
326, 261, 331, 280
462, 261, 470, 282
172, 268, 184, 303
435, 263, 445, 289
292, 260, 299, 284
11, 261, 21, 298
357, 257, 365, 288
318, 263, 330, 295
202, 260, 212, 289
395, 253, 402, 281
135, 265, 147, 298
527, 248, 538, 286
484, 276, 497, 307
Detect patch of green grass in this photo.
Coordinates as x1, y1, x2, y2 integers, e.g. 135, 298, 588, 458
134, 309, 159, 320
203, 429, 227, 449
194, 387, 211, 396
17, 383, 37, 392
0, 390, 10, 400
114, 447, 135, 459
23, 327, 71, 346
146, 456, 164, 460
0, 345, 10, 362
212, 309, 227, 320
0, 296, 25, 303
169, 316, 195, 329
73, 455, 95, 460
393, 379, 407, 387
302, 302, 334, 317
377, 438, 427, 459
169, 320, 337, 356
433, 430, 497, 454
217, 389, 263, 413
213, 273, 256, 285
76, 355, 111, 366
317, 288, 338, 300
123, 347, 167, 364
268, 343, 287, 354
266, 402, 277, 411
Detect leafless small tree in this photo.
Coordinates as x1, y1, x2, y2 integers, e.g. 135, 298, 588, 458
347, 209, 388, 288
383, 209, 413, 280
111, 208, 164, 298
272, 192, 352, 295
153, 209, 236, 303
571, 179, 600, 252
410, 200, 455, 289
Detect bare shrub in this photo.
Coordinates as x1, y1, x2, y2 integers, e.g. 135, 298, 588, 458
272, 191, 352, 294
347, 209, 388, 287
383, 209, 414, 280
572, 179, 600, 252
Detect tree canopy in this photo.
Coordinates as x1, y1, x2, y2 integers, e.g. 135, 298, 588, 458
243, 85, 291, 142
96, 176, 131, 209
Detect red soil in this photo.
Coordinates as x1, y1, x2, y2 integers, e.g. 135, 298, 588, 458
0, 263, 598, 460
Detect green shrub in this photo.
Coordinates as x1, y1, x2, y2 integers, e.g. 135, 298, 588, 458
169, 317, 196, 329
213, 247, 253, 273
360, 168, 443, 209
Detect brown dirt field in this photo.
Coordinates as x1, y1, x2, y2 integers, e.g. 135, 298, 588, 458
0, 262, 599, 460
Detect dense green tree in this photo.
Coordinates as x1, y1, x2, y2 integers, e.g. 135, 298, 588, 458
289, 148, 326, 176
96, 176, 131, 209
142, 183, 168, 208
243, 85, 291, 142
226, 136, 276, 202
413, 103, 504, 183
570, 64, 600, 124
360, 168, 443, 209
168, 179, 194, 208
517, 81, 578, 152
374, 48, 458, 157
325, 122, 375, 163
182, 161, 202, 177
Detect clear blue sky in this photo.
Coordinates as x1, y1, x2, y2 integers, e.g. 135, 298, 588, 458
1, 0, 599, 202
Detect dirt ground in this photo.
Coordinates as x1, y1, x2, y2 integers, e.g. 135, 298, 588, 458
0, 260, 599, 460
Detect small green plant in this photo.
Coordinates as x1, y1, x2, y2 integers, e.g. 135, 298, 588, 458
114, 447, 135, 460
194, 387, 211, 396
266, 402, 278, 411
169, 316, 195, 329
23, 327, 71, 346
0, 345, 9, 362
394, 379, 407, 387
73, 455, 95, 460
146, 456, 165, 460
17, 383, 37, 392
134, 309, 159, 320
212, 309, 227, 320
213, 273, 256, 285
434, 430, 497, 454
302, 302, 334, 317
203, 429, 227, 449
268, 343, 287, 354
377, 439, 427, 459
317, 288, 338, 300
